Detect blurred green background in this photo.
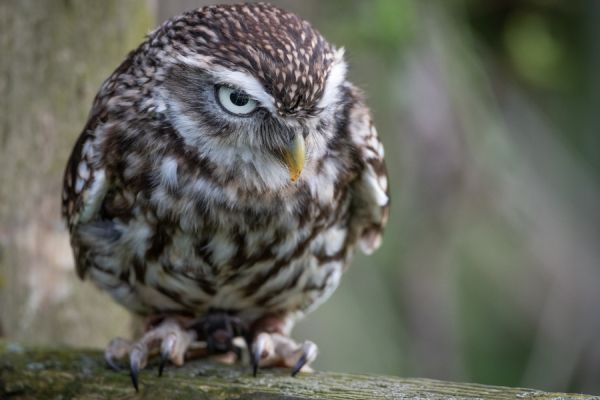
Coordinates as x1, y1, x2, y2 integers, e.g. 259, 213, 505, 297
2, 0, 599, 395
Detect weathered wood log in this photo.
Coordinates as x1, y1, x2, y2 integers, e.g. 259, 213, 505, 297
0, 341, 595, 399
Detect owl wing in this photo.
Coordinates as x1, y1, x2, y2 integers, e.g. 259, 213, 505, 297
346, 89, 390, 254
62, 113, 111, 278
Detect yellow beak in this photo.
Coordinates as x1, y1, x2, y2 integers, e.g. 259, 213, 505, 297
282, 133, 305, 182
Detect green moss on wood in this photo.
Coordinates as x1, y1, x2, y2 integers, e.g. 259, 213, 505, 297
0, 341, 595, 399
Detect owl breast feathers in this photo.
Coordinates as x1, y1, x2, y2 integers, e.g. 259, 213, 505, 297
62, 3, 389, 324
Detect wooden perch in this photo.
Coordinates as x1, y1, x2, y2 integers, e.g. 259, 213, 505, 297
0, 341, 595, 399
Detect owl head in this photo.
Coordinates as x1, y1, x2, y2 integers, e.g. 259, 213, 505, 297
103, 3, 349, 192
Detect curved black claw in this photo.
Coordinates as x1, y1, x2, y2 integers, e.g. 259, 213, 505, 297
158, 355, 168, 377
291, 353, 307, 377
158, 332, 177, 378
130, 360, 140, 392
251, 337, 265, 377
251, 347, 261, 377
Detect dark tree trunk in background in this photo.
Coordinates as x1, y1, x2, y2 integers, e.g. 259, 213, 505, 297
0, 0, 153, 347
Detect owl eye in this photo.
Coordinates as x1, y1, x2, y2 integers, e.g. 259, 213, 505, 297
216, 85, 258, 116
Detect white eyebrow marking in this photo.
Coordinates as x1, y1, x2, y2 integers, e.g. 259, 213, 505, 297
211, 68, 277, 113
177, 49, 347, 115
176, 54, 276, 113
317, 48, 347, 110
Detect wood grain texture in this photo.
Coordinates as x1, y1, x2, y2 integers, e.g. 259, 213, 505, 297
0, 342, 596, 400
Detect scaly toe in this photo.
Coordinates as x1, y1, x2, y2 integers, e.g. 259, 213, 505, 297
157, 323, 196, 372
104, 337, 132, 371
129, 340, 152, 392
250, 332, 318, 376
291, 341, 318, 376
104, 317, 197, 391
251, 332, 274, 376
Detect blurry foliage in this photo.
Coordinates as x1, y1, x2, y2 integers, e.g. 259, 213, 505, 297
505, 12, 567, 88
324, 0, 415, 55
464, 0, 599, 179
466, 0, 578, 89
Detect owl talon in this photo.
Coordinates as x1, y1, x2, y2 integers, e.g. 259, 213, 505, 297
129, 355, 141, 392
291, 353, 306, 377
129, 343, 148, 392
249, 331, 318, 375
291, 341, 318, 376
158, 332, 177, 376
251, 333, 269, 376
158, 354, 168, 377
103, 317, 199, 390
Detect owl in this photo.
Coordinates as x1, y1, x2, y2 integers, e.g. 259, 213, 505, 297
62, 2, 389, 390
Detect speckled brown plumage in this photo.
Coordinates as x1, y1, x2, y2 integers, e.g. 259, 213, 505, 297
62, 2, 389, 379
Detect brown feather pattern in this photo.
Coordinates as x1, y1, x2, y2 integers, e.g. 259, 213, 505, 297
62, 3, 389, 326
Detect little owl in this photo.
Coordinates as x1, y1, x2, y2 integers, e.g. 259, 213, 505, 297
62, 2, 389, 390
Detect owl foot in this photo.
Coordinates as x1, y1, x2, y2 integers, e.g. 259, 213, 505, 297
250, 332, 318, 377
105, 313, 248, 392
104, 317, 199, 392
